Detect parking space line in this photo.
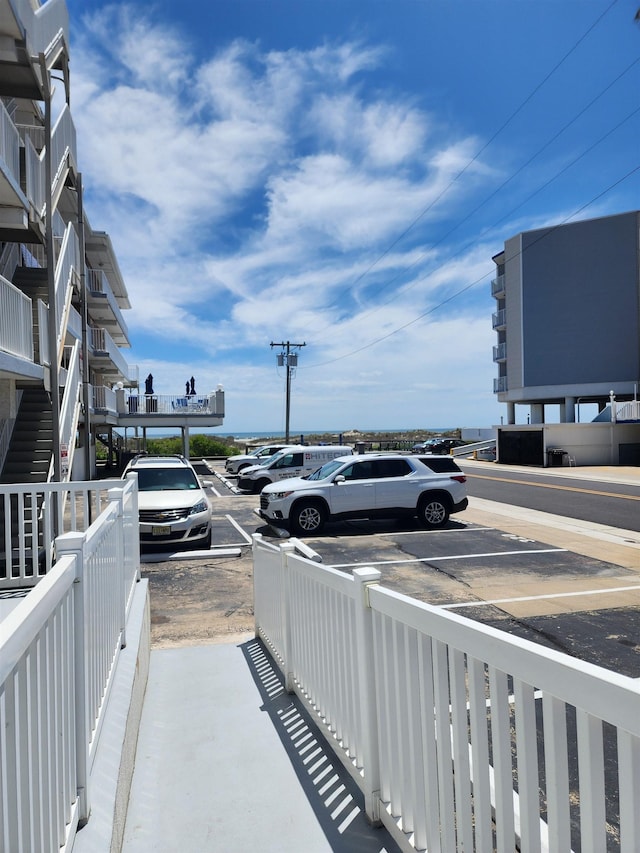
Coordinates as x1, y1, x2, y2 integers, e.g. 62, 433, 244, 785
330, 547, 566, 570
225, 514, 253, 545
441, 583, 640, 610
377, 526, 494, 537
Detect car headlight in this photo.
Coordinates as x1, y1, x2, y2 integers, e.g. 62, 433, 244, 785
270, 490, 294, 500
189, 499, 209, 515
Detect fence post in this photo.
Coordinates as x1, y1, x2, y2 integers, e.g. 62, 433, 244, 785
55, 531, 91, 824
280, 541, 296, 694
124, 472, 141, 582
108, 485, 127, 649
353, 567, 382, 825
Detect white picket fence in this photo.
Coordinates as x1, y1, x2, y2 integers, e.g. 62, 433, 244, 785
0, 478, 133, 588
0, 476, 140, 853
253, 534, 640, 853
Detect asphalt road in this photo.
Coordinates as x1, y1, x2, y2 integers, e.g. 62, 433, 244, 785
460, 463, 640, 532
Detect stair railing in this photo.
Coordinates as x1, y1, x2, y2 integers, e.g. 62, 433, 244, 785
0, 417, 17, 476
54, 222, 80, 365
56, 340, 82, 483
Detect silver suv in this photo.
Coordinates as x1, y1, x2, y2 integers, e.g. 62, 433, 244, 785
123, 455, 212, 548
258, 453, 468, 535
225, 444, 290, 475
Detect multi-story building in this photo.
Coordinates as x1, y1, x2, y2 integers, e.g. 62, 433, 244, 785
491, 211, 640, 466
0, 0, 224, 484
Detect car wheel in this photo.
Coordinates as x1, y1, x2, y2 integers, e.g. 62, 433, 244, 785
291, 501, 326, 535
203, 528, 212, 549
237, 462, 250, 473
418, 495, 450, 528
253, 478, 270, 494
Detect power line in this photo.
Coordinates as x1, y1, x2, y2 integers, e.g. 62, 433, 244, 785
316, 0, 622, 322
301, 164, 640, 370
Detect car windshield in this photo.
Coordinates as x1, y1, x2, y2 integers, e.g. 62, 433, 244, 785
305, 459, 344, 481
134, 468, 201, 491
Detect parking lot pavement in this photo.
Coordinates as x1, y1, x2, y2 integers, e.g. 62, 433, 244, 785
178, 460, 640, 674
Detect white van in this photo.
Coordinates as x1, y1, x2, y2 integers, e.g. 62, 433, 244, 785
237, 445, 353, 494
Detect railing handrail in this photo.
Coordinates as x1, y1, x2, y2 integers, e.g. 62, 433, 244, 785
58, 339, 82, 481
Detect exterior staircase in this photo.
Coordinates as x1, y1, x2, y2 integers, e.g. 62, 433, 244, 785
0, 388, 53, 484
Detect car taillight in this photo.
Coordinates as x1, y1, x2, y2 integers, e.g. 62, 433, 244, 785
451, 475, 466, 483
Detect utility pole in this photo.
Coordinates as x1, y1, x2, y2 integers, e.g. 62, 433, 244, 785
271, 341, 306, 442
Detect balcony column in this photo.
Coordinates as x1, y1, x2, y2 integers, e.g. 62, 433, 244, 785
563, 397, 576, 423
507, 403, 516, 424
182, 426, 190, 459
530, 404, 544, 424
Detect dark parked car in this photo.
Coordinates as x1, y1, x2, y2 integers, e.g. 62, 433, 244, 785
427, 438, 466, 455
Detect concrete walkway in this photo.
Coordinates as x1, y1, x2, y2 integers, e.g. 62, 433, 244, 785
122, 639, 400, 853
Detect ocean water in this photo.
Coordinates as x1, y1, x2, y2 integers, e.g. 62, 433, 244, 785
221, 428, 454, 439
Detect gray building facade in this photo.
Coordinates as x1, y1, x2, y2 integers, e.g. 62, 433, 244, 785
492, 210, 640, 426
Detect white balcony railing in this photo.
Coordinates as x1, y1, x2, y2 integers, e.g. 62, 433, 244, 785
120, 390, 225, 416
615, 400, 640, 422
89, 326, 132, 381
87, 267, 130, 340
0, 476, 136, 588
0, 99, 21, 188
0, 274, 34, 361
494, 375, 507, 393
491, 273, 505, 297
92, 384, 117, 414
493, 341, 507, 362
22, 103, 77, 218
253, 536, 640, 853
492, 308, 506, 329
0, 475, 139, 852
10, 0, 69, 69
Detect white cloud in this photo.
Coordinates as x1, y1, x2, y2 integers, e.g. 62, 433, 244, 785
72, 5, 505, 430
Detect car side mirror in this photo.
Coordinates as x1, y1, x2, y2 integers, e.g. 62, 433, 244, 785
333, 474, 346, 484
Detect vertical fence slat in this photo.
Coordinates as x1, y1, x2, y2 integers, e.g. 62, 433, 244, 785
489, 666, 515, 853
542, 693, 571, 853
618, 729, 640, 853
468, 656, 493, 853
433, 638, 456, 851
513, 678, 542, 853
576, 709, 606, 853
417, 633, 441, 853
450, 647, 473, 852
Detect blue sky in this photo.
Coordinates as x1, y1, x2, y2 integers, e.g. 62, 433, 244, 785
63, 0, 640, 433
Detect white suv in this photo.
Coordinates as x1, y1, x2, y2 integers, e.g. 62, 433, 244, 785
258, 453, 468, 535
123, 455, 212, 548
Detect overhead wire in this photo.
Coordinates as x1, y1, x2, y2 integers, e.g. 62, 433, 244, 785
298, 0, 639, 367
316, 0, 623, 321
327, 92, 640, 336
301, 163, 640, 369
